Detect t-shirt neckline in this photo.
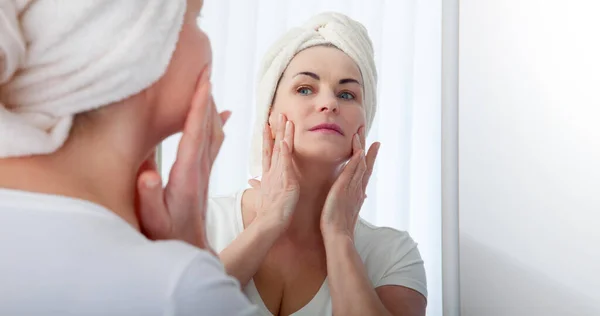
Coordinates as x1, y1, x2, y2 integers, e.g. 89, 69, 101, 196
232, 188, 330, 316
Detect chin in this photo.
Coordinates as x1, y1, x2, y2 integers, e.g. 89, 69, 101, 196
294, 145, 351, 165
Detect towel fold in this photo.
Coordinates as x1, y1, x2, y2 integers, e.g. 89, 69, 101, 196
0, 0, 187, 158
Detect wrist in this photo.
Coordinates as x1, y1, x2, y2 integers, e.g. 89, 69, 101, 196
322, 229, 354, 248
321, 220, 355, 241
251, 213, 286, 241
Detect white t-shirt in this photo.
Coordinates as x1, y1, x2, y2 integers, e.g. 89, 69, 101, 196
0, 188, 258, 316
206, 189, 428, 316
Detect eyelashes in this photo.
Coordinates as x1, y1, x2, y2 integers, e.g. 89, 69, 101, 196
295, 86, 357, 100
297, 86, 313, 95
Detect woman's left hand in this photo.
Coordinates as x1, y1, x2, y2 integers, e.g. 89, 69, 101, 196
135, 70, 229, 251
320, 127, 380, 241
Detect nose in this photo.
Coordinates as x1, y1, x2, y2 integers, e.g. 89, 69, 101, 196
317, 94, 339, 114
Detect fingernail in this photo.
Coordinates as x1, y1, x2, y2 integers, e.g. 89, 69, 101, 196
145, 178, 160, 188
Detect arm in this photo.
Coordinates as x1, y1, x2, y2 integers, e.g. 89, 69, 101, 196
321, 128, 427, 315
376, 285, 427, 316
321, 129, 386, 315
221, 115, 299, 286
219, 217, 282, 286
324, 233, 392, 316
324, 234, 427, 316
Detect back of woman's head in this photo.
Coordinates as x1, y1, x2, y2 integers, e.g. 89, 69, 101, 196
0, 0, 210, 159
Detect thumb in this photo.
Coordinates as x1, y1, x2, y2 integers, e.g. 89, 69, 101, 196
248, 178, 262, 189
136, 170, 170, 240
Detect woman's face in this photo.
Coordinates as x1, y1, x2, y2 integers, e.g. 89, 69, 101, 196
150, 0, 212, 137
269, 45, 366, 164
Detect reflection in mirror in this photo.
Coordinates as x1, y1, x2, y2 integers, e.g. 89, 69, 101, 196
161, 1, 443, 315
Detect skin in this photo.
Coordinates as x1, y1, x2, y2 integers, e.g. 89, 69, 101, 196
218, 45, 427, 315
0, 0, 225, 249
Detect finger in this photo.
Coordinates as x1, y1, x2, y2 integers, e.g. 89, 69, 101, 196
208, 96, 225, 165
358, 126, 366, 150
262, 123, 274, 173
202, 103, 216, 176
175, 68, 212, 168
200, 142, 212, 203
195, 137, 213, 227
167, 91, 212, 205
280, 140, 296, 184
362, 142, 380, 191
248, 178, 262, 189
136, 170, 171, 239
220, 111, 232, 127
352, 133, 361, 155
334, 147, 364, 191
271, 113, 286, 168
276, 119, 292, 168
351, 150, 367, 192
284, 120, 294, 154
277, 114, 286, 142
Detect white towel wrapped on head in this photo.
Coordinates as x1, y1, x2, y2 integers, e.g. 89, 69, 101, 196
0, 0, 187, 158
249, 12, 378, 178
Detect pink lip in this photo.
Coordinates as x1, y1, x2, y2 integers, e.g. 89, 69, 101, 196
309, 123, 344, 135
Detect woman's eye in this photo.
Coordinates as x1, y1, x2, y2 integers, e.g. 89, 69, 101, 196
338, 92, 355, 100
298, 87, 313, 95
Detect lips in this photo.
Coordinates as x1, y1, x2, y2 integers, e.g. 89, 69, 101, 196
309, 123, 344, 135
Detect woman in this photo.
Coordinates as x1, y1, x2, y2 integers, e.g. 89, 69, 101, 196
206, 12, 428, 316
0, 1, 256, 315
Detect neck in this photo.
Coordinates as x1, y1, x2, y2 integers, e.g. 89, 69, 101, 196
282, 157, 343, 245
0, 101, 160, 231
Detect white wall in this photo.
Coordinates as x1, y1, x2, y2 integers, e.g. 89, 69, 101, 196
459, 0, 600, 315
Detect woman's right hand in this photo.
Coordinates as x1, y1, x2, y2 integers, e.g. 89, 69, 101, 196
248, 114, 300, 231
217, 114, 298, 285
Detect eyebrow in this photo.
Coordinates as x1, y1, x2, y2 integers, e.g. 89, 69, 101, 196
294, 71, 362, 86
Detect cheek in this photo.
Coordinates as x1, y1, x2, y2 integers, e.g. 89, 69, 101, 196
164, 23, 212, 90
269, 94, 306, 125
181, 24, 212, 76
152, 23, 212, 133
344, 107, 367, 132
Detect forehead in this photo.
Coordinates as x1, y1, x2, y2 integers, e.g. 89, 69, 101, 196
283, 46, 362, 80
